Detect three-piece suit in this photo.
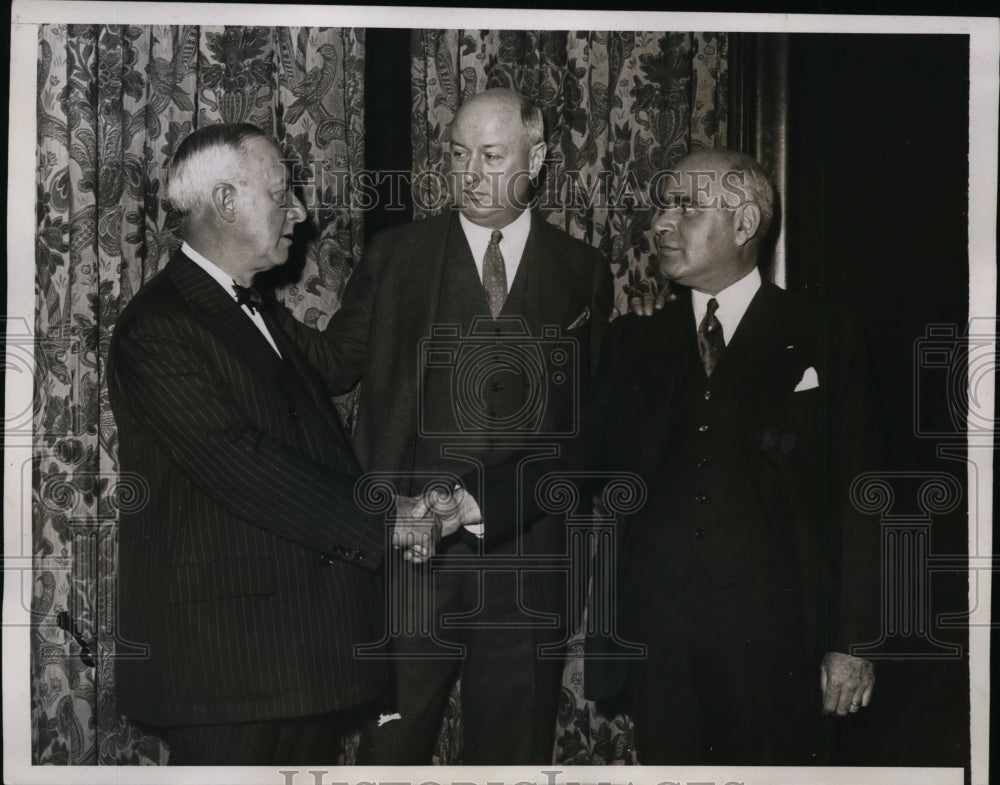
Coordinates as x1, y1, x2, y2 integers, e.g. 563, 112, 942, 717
284, 210, 612, 763
585, 280, 882, 764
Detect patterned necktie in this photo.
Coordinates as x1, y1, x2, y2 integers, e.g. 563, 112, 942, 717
232, 282, 262, 314
697, 297, 725, 376
482, 229, 507, 318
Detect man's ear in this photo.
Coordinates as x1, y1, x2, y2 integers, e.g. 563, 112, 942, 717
528, 140, 547, 179
212, 183, 238, 224
733, 202, 762, 247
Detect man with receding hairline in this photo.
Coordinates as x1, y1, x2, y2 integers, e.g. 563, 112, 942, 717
585, 148, 882, 764
108, 123, 389, 765
284, 88, 613, 764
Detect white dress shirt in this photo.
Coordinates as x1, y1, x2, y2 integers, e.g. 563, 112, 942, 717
691, 266, 762, 346
182, 242, 282, 357
459, 207, 532, 287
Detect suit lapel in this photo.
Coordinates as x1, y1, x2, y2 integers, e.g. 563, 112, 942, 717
617, 297, 695, 485
371, 213, 457, 474
167, 252, 352, 453
510, 214, 572, 331
167, 253, 287, 381
401, 212, 458, 340
259, 303, 354, 442
719, 282, 812, 434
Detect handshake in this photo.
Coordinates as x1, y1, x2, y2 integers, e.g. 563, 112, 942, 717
392, 484, 483, 564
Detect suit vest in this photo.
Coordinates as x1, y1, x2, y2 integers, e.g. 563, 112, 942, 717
411, 221, 533, 480
625, 332, 787, 588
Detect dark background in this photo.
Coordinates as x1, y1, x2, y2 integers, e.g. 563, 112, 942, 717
363, 29, 977, 774
784, 33, 972, 771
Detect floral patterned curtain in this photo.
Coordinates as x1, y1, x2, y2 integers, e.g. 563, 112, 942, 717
411, 29, 727, 764
33, 24, 365, 764
412, 30, 728, 315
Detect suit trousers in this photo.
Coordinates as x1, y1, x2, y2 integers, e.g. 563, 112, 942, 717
164, 705, 373, 765
370, 536, 563, 765
624, 559, 821, 765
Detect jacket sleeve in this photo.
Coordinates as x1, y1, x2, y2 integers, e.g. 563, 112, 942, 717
109, 313, 386, 570
825, 318, 886, 654
272, 230, 390, 396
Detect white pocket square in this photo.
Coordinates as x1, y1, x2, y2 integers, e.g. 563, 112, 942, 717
567, 306, 591, 330
794, 366, 819, 392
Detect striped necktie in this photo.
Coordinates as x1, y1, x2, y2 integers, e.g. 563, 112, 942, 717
482, 229, 507, 318
697, 297, 725, 375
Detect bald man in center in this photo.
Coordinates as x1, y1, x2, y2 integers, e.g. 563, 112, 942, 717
284, 88, 612, 763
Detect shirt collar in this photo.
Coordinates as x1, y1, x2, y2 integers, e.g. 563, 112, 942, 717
459, 209, 532, 279
691, 266, 762, 346
182, 242, 242, 302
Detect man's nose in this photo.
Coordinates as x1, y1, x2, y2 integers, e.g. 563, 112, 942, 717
651, 210, 676, 236
463, 155, 484, 183
287, 192, 307, 223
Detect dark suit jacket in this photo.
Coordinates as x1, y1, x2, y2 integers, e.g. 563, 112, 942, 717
108, 251, 387, 727
284, 211, 613, 556
586, 280, 883, 700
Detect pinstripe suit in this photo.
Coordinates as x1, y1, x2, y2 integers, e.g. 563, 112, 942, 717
107, 251, 388, 751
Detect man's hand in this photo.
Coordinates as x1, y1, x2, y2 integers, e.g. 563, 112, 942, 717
422, 484, 482, 537
392, 494, 439, 564
628, 290, 668, 316
820, 651, 875, 716
623, 270, 670, 317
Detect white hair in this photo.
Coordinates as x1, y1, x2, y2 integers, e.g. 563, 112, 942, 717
165, 123, 269, 214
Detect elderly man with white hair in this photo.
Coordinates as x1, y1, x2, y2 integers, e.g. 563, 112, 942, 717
107, 123, 389, 765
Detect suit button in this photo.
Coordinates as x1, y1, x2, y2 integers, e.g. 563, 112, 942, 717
695, 494, 708, 503
698, 424, 710, 433
697, 457, 710, 468
694, 529, 707, 539
704, 390, 712, 400
287, 407, 298, 419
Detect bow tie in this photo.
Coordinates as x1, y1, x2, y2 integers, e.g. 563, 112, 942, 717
232, 282, 263, 314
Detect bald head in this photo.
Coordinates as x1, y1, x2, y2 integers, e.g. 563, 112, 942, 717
665, 148, 775, 240
447, 88, 547, 229
650, 148, 775, 294
454, 88, 545, 147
